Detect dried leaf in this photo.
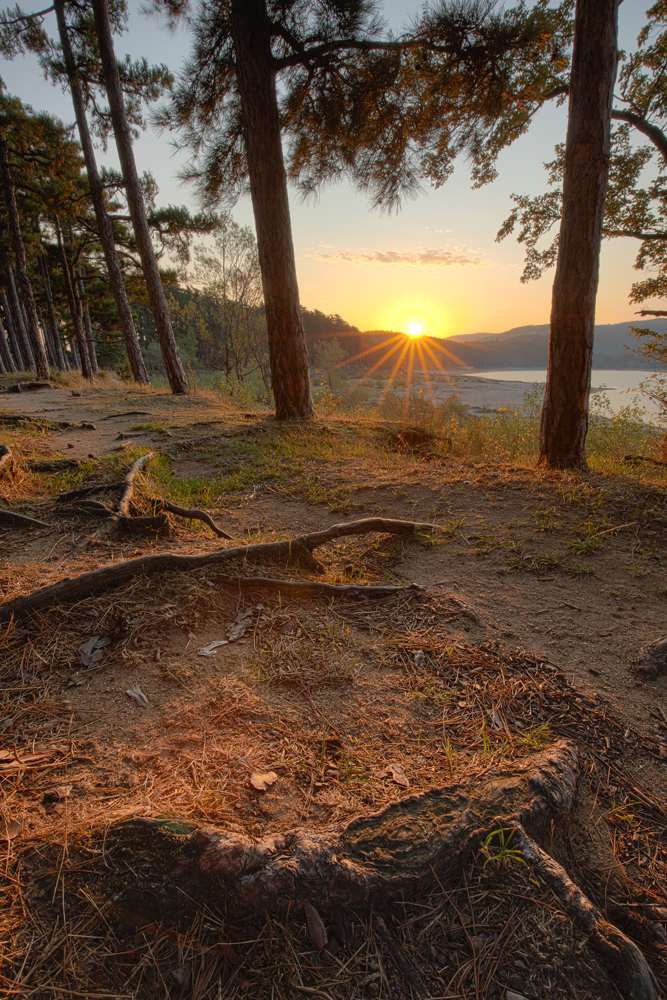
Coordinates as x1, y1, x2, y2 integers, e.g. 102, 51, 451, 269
0, 819, 22, 841
198, 640, 229, 656
383, 763, 409, 788
125, 683, 148, 708
249, 771, 278, 791
216, 942, 243, 964
304, 901, 328, 951
43, 785, 72, 803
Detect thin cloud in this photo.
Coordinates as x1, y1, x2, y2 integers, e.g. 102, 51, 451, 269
303, 244, 485, 267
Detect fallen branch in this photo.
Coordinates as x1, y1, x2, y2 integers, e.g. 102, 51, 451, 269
0, 381, 52, 393
100, 410, 151, 420
513, 826, 658, 1000
117, 453, 154, 516
212, 575, 423, 598
0, 414, 95, 429
158, 500, 232, 539
0, 517, 434, 620
623, 454, 667, 467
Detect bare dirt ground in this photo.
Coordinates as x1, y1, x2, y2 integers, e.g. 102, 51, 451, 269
1, 380, 666, 999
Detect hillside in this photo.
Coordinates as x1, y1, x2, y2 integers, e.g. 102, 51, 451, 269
442, 321, 666, 370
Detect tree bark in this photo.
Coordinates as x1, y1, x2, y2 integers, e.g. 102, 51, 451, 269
90, 0, 186, 393
539, 0, 620, 469
0, 138, 50, 379
0, 311, 16, 372
39, 254, 66, 370
54, 0, 149, 386
230, 0, 315, 421
6, 266, 34, 370
76, 271, 99, 374
37, 306, 55, 368
1, 290, 23, 369
55, 216, 93, 378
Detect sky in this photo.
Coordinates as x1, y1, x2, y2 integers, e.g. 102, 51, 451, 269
0, 0, 655, 338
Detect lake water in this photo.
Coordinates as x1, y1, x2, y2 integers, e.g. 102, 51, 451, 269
468, 369, 664, 419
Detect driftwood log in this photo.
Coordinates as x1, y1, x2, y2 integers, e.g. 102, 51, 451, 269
0, 517, 433, 621
107, 741, 657, 1000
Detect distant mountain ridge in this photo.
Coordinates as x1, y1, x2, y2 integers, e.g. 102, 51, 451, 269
439, 321, 667, 370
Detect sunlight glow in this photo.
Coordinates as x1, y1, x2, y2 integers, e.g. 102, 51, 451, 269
406, 320, 424, 338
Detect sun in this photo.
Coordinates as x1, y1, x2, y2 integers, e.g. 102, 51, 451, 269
406, 320, 424, 338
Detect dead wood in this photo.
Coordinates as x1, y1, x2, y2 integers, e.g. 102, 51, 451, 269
158, 500, 232, 539
623, 455, 667, 467
0, 381, 52, 392
0, 443, 12, 476
0, 414, 95, 430
57, 481, 126, 502
212, 574, 423, 598
0, 508, 51, 528
100, 410, 151, 420
0, 517, 434, 620
27, 459, 78, 472
513, 826, 658, 1000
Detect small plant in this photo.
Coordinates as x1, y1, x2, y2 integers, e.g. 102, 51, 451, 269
482, 827, 528, 868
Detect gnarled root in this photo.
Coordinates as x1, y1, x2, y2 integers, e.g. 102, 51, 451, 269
513, 826, 658, 1000
0, 517, 433, 621
107, 740, 657, 999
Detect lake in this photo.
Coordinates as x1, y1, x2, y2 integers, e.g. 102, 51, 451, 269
467, 369, 664, 420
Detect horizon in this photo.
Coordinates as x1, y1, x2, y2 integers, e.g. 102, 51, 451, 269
0, 1, 654, 338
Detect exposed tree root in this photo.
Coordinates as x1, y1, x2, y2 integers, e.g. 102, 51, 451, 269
0, 509, 51, 528
212, 574, 424, 598
106, 741, 656, 999
513, 826, 658, 1000
0, 517, 433, 621
0, 381, 52, 393
157, 500, 232, 538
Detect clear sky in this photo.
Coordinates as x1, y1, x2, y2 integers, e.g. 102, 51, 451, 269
0, 0, 653, 337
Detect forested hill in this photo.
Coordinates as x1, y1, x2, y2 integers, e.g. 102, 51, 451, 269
441, 322, 666, 370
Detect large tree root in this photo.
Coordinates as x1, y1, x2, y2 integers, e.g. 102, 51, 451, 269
0, 517, 433, 621
513, 827, 658, 1000
212, 574, 423, 598
157, 500, 232, 539
107, 741, 656, 999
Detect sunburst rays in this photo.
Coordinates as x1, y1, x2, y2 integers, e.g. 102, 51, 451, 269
313, 325, 472, 416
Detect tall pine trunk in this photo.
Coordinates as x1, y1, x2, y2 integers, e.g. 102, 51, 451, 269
230, 0, 314, 421
539, 0, 620, 469
39, 254, 66, 370
1, 290, 23, 369
0, 137, 50, 379
91, 0, 187, 394
54, 0, 149, 386
7, 267, 34, 369
0, 312, 16, 372
55, 216, 93, 378
77, 271, 99, 374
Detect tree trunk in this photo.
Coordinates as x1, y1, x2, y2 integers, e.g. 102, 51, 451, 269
1, 290, 23, 369
55, 216, 93, 378
539, 0, 620, 469
230, 0, 314, 421
37, 307, 55, 368
39, 254, 66, 370
54, 0, 149, 386
76, 271, 99, 374
90, 0, 186, 394
0, 137, 50, 379
6, 266, 34, 370
0, 311, 16, 372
